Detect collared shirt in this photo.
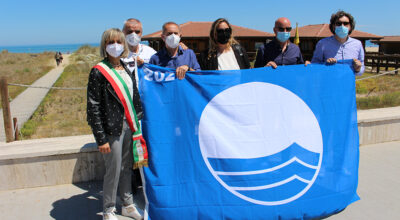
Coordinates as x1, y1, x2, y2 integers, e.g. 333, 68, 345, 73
121, 44, 157, 73
311, 36, 365, 75
149, 46, 201, 70
254, 39, 304, 68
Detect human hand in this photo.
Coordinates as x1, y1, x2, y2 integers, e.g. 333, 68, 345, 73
305, 60, 311, 66
136, 56, 144, 66
326, 58, 337, 64
353, 58, 362, 72
176, 65, 190, 80
98, 143, 111, 154
265, 61, 278, 69
179, 42, 188, 50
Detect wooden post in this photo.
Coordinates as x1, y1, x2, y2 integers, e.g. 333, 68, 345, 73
377, 56, 381, 73
395, 57, 399, 75
13, 117, 19, 141
0, 77, 14, 142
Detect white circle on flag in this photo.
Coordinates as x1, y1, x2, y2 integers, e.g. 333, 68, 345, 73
198, 82, 323, 205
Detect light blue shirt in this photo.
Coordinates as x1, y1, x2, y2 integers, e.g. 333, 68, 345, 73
311, 36, 365, 75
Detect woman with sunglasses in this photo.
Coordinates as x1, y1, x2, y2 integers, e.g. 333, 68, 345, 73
87, 28, 145, 220
311, 11, 364, 75
199, 18, 250, 70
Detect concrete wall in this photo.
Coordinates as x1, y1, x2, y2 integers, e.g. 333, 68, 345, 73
0, 135, 105, 191
1, 107, 399, 191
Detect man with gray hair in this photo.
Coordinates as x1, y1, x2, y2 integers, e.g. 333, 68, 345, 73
149, 21, 201, 79
122, 18, 157, 80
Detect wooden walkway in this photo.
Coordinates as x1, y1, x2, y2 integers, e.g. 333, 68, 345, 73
0, 55, 70, 142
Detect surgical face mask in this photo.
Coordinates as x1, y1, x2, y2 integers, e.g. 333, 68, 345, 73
126, 32, 141, 46
165, 34, 180, 48
106, 43, 124, 58
335, 25, 349, 39
276, 32, 291, 43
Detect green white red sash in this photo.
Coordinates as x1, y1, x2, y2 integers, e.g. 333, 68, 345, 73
94, 60, 148, 168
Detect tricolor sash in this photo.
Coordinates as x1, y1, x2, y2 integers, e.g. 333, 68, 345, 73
94, 60, 148, 168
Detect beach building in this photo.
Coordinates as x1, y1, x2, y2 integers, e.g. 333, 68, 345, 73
290, 24, 383, 60
142, 22, 382, 62
371, 36, 400, 54
142, 21, 274, 61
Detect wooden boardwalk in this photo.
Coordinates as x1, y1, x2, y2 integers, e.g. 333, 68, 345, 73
0, 55, 70, 142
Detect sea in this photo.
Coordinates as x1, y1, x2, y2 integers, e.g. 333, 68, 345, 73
0, 43, 100, 54
1, 40, 376, 54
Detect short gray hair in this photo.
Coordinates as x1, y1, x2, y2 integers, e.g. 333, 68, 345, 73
162, 21, 180, 34
99, 28, 129, 58
123, 18, 141, 31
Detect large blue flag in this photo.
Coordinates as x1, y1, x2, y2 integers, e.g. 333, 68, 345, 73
138, 62, 359, 220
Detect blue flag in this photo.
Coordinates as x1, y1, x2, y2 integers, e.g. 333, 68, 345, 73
138, 62, 359, 220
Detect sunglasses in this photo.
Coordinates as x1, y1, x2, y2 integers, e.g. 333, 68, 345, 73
277, 27, 292, 32
216, 28, 232, 34
335, 21, 350, 26
128, 30, 141, 34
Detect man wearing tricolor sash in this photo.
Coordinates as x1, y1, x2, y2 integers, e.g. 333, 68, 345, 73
87, 28, 146, 220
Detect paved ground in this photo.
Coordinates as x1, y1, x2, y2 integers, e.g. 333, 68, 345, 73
0, 55, 70, 142
0, 141, 399, 220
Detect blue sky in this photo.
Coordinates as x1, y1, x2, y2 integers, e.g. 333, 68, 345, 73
0, 0, 398, 46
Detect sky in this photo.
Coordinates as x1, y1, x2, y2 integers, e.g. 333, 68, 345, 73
0, 0, 399, 46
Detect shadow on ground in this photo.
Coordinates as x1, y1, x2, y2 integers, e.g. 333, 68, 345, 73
49, 181, 103, 220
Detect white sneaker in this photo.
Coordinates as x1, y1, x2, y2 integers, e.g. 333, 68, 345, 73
121, 204, 143, 220
103, 207, 118, 220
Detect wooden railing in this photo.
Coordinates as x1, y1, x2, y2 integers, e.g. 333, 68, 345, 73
365, 53, 400, 74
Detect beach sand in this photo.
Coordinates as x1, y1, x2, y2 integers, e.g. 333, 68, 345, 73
365, 47, 379, 53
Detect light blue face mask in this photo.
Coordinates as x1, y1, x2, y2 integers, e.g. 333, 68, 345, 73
335, 26, 349, 39
276, 32, 291, 43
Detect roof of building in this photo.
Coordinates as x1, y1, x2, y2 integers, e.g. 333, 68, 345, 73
142, 21, 274, 40
371, 36, 400, 43
291, 24, 382, 39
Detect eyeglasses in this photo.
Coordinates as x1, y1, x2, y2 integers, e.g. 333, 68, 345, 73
216, 28, 232, 34
335, 21, 350, 26
277, 27, 292, 32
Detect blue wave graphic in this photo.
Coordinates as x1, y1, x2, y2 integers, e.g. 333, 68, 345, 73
207, 142, 321, 202
237, 178, 309, 202
208, 142, 320, 173
218, 159, 316, 187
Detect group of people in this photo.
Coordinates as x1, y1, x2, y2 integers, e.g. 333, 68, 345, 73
87, 10, 365, 220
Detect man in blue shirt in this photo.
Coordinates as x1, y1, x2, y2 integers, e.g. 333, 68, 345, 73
311, 11, 364, 75
150, 22, 201, 79
254, 17, 309, 69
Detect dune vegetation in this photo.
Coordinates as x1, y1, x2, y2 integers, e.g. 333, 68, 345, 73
0, 50, 54, 104
20, 45, 100, 139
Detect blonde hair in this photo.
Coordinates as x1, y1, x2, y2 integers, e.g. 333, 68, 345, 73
99, 28, 129, 58
208, 18, 238, 58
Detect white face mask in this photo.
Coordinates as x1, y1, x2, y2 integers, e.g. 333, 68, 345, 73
106, 43, 124, 58
126, 32, 141, 46
165, 34, 180, 49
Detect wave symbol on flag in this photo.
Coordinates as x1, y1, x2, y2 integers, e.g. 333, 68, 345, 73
198, 82, 323, 206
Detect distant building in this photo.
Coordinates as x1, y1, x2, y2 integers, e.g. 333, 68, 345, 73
142, 21, 274, 61
371, 36, 400, 54
290, 24, 383, 60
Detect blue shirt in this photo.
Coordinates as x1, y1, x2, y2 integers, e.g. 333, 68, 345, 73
311, 36, 365, 75
254, 39, 304, 68
149, 46, 201, 70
